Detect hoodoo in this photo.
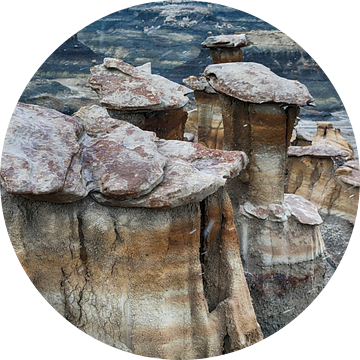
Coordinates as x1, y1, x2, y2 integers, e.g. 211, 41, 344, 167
1, 102, 263, 358
203, 61, 327, 336
201, 34, 249, 64
88, 58, 192, 140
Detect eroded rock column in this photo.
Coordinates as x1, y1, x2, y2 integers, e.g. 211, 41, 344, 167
88, 58, 192, 140
201, 34, 249, 64
204, 62, 327, 337
1, 102, 262, 358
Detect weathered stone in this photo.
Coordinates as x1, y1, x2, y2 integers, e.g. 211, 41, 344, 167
81, 124, 166, 199
201, 34, 249, 64
3, 103, 250, 210
287, 144, 349, 158
284, 194, 323, 226
2, 185, 263, 358
211, 62, 326, 338
0, 103, 87, 202
312, 122, 355, 160
183, 75, 217, 94
291, 127, 314, 146
73, 104, 129, 136
184, 108, 198, 143
201, 34, 249, 49
183, 76, 224, 149
204, 62, 315, 107
89, 57, 192, 112
183, 132, 194, 142
286, 149, 359, 223
93, 140, 248, 208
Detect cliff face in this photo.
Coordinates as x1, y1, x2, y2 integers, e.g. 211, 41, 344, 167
19, 1, 343, 116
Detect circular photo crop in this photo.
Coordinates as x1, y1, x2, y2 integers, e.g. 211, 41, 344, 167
1, 1, 358, 359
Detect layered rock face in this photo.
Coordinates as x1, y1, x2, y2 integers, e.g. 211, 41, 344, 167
203, 62, 327, 337
285, 145, 359, 282
1, 102, 263, 358
183, 76, 223, 149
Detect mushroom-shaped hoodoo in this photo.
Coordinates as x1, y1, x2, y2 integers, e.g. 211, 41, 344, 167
1, 102, 263, 357
88, 58, 192, 140
204, 62, 315, 205
203, 62, 327, 337
201, 34, 249, 64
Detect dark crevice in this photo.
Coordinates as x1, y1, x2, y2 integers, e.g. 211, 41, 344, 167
77, 216, 89, 326
78, 217, 88, 265
222, 332, 231, 354
199, 199, 207, 303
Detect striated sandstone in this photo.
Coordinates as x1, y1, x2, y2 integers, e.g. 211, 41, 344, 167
206, 62, 327, 337
286, 148, 359, 222
1, 99, 262, 357
183, 76, 223, 149
2, 185, 263, 358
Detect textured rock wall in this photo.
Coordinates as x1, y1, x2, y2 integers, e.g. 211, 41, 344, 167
2, 186, 262, 358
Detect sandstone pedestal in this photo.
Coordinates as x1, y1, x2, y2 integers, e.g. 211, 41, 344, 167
312, 122, 355, 160
89, 58, 192, 140
183, 76, 223, 149
1, 102, 262, 358
203, 62, 327, 337
201, 34, 249, 64
285, 145, 359, 282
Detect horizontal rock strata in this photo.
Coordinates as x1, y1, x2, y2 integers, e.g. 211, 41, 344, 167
204, 61, 327, 338
2, 185, 263, 358
183, 76, 223, 150
286, 146, 359, 223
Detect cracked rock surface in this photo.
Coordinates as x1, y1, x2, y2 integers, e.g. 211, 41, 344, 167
1, 103, 247, 208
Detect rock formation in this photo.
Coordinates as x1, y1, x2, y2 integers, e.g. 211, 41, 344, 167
286, 145, 359, 223
183, 34, 250, 151
88, 58, 192, 140
291, 126, 314, 146
201, 34, 249, 64
183, 76, 223, 149
203, 61, 327, 337
285, 143, 359, 280
1, 102, 263, 358
312, 121, 355, 160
